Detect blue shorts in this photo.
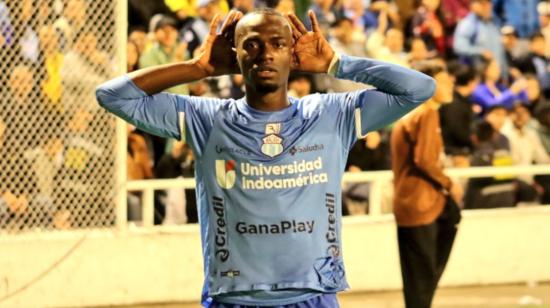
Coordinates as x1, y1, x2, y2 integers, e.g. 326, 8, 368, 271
209, 293, 339, 308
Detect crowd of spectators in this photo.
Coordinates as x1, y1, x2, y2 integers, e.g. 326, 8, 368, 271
4, 0, 550, 230
0, 0, 116, 230
126, 0, 550, 220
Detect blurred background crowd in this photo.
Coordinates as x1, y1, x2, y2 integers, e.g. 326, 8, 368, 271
3, 0, 550, 230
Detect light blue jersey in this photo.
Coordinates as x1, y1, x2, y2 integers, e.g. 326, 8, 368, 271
96, 55, 435, 307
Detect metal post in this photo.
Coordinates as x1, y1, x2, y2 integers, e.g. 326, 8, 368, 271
115, 0, 128, 232
369, 180, 383, 216
142, 189, 155, 228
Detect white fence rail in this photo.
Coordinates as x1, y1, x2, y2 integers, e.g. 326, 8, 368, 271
126, 165, 550, 227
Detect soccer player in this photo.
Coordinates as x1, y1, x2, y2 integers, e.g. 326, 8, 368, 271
96, 9, 435, 308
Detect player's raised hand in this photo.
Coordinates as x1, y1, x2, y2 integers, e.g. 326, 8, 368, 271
287, 11, 335, 73
195, 10, 243, 76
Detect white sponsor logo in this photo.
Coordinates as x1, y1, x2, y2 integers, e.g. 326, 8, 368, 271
215, 157, 329, 190
215, 160, 236, 189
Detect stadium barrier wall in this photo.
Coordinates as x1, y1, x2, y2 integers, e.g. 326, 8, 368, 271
1, 206, 549, 307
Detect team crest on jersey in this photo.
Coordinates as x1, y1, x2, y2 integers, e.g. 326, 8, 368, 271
261, 123, 283, 157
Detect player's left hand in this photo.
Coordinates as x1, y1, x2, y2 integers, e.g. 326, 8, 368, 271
287, 11, 335, 73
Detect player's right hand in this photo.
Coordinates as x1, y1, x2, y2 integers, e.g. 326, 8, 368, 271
195, 10, 242, 77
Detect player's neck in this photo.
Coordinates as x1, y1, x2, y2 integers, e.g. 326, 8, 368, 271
245, 87, 290, 112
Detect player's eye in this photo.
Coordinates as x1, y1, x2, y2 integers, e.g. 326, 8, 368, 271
275, 41, 285, 48
244, 41, 260, 50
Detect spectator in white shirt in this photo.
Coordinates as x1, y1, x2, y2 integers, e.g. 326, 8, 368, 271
502, 103, 550, 183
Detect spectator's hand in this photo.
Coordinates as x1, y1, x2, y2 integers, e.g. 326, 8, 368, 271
376, 9, 389, 34
509, 67, 523, 80
370, 1, 390, 12
176, 9, 188, 20
15, 195, 29, 215
174, 42, 188, 62
510, 78, 528, 94
450, 182, 464, 204
481, 50, 493, 60
287, 11, 335, 73
2, 191, 18, 213
426, 19, 443, 38
348, 165, 362, 173
89, 50, 109, 67
195, 10, 242, 77
366, 131, 381, 149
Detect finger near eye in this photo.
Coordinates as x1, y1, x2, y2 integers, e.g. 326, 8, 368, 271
287, 14, 307, 35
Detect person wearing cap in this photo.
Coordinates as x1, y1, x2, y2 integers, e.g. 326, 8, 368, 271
453, 0, 507, 77
180, 0, 222, 57
515, 32, 550, 98
140, 14, 188, 95
501, 25, 529, 68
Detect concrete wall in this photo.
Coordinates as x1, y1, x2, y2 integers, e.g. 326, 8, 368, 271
1, 207, 549, 307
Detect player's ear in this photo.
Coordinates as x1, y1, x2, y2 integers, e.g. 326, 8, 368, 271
290, 49, 298, 71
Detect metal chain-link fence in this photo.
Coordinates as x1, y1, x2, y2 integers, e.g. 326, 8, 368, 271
0, 0, 120, 232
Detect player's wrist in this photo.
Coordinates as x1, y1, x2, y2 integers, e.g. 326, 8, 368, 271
189, 58, 213, 79
327, 52, 340, 76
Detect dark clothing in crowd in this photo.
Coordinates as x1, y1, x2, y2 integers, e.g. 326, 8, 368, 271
346, 135, 390, 171
154, 149, 197, 224
440, 91, 475, 155
516, 53, 550, 98
464, 133, 516, 209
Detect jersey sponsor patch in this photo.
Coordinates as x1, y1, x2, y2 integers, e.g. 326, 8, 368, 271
235, 220, 315, 235
214, 157, 329, 190
215, 160, 236, 189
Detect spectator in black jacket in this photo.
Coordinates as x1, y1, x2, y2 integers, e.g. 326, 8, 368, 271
464, 119, 516, 209
154, 141, 197, 224
440, 63, 479, 163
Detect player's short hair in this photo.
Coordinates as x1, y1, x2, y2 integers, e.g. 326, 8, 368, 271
248, 7, 285, 19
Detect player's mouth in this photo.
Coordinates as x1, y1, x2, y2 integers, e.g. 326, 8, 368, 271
253, 66, 277, 78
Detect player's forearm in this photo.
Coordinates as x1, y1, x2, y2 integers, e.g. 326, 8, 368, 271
95, 76, 181, 140
333, 55, 435, 104
129, 59, 209, 95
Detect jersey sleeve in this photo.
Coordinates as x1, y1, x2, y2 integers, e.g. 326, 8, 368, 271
95, 75, 222, 155
326, 55, 435, 149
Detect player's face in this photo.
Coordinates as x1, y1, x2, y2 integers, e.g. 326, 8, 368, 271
235, 14, 293, 93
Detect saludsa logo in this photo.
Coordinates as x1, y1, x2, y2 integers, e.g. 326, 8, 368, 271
216, 160, 236, 189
